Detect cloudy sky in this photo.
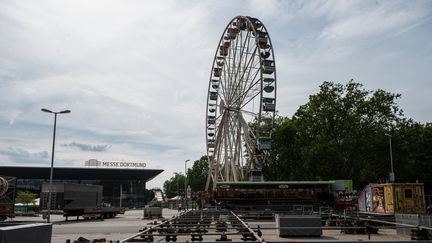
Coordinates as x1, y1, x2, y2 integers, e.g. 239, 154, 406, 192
1, 0, 431, 189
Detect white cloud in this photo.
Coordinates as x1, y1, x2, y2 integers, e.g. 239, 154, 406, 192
1, 0, 431, 189
0, 147, 49, 164
319, 1, 429, 42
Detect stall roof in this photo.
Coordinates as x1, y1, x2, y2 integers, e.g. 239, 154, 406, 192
216, 181, 336, 186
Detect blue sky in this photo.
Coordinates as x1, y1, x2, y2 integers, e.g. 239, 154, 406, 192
1, 0, 431, 188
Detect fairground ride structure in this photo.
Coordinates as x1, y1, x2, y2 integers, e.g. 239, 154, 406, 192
205, 16, 277, 191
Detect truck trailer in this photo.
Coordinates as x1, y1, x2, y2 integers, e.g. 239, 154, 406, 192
41, 182, 124, 220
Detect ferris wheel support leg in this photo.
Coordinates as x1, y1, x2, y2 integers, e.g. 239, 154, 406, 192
205, 170, 212, 191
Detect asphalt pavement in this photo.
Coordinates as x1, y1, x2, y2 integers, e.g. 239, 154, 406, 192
13, 208, 180, 243
11, 209, 412, 243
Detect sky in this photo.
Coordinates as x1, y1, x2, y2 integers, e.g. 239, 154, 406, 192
1, 0, 431, 189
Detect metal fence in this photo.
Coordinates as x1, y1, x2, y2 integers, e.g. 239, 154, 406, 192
420, 214, 432, 235
426, 194, 431, 207
395, 213, 432, 236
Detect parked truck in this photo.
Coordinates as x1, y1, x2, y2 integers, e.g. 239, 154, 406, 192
0, 176, 16, 221
41, 182, 124, 220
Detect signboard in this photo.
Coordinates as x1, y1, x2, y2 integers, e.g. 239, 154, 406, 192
85, 159, 146, 168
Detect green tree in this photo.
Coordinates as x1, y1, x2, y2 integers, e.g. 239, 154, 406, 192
162, 156, 209, 198
265, 81, 406, 188
393, 122, 432, 190
16, 190, 37, 212
186, 156, 209, 192
263, 117, 300, 181
163, 173, 185, 199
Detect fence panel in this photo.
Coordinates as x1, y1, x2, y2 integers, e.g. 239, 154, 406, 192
419, 214, 432, 235
395, 213, 419, 236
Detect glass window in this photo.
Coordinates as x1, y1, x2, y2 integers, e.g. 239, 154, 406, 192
404, 189, 412, 199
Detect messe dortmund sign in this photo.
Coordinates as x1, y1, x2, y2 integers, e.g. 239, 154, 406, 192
85, 159, 146, 168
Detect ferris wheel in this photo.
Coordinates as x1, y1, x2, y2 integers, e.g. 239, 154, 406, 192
205, 16, 277, 190
0, 177, 8, 196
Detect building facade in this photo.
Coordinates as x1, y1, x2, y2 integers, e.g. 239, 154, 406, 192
0, 166, 163, 208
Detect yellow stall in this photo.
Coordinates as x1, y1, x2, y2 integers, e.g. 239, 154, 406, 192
359, 182, 426, 214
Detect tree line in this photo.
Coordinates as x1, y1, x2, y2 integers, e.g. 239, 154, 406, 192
264, 81, 432, 193
163, 156, 208, 198
163, 81, 432, 196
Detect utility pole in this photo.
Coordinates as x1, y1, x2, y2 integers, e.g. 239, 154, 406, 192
184, 159, 190, 210
120, 183, 123, 208
41, 108, 70, 223
385, 133, 395, 183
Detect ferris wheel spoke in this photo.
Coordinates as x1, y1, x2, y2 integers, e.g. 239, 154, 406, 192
233, 42, 257, 102
238, 34, 259, 94
243, 68, 261, 98
220, 40, 236, 104
239, 51, 261, 95
225, 29, 250, 107
228, 31, 252, 105
232, 65, 261, 108
225, 52, 232, 102
223, 45, 240, 104
217, 76, 228, 103
226, 31, 242, 104
231, 59, 259, 107
230, 46, 258, 107
229, 107, 258, 118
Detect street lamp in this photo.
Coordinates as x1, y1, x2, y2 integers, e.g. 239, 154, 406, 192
385, 133, 395, 183
41, 108, 70, 223
176, 173, 180, 198
184, 159, 190, 209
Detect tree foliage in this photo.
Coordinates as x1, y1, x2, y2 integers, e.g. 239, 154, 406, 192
264, 80, 432, 190
393, 122, 432, 188
163, 173, 185, 199
187, 156, 209, 192
163, 156, 209, 198
16, 190, 37, 205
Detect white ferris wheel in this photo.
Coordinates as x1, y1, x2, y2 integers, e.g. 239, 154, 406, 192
205, 16, 277, 190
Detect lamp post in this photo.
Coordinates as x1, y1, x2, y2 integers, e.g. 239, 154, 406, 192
174, 172, 182, 210
176, 173, 179, 198
184, 159, 190, 209
41, 108, 70, 223
385, 133, 395, 183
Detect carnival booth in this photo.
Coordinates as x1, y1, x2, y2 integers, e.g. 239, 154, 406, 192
358, 182, 426, 214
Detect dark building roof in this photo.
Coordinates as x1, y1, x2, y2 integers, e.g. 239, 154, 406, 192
0, 166, 163, 181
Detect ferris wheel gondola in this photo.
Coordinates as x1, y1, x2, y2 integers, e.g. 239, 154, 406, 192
205, 16, 277, 190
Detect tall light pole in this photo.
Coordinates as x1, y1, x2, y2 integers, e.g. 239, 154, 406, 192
385, 133, 395, 183
41, 108, 70, 223
184, 159, 190, 208
176, 173, 179, 198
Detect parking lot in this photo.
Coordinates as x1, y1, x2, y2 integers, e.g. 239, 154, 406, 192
14, 209, 178, 243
